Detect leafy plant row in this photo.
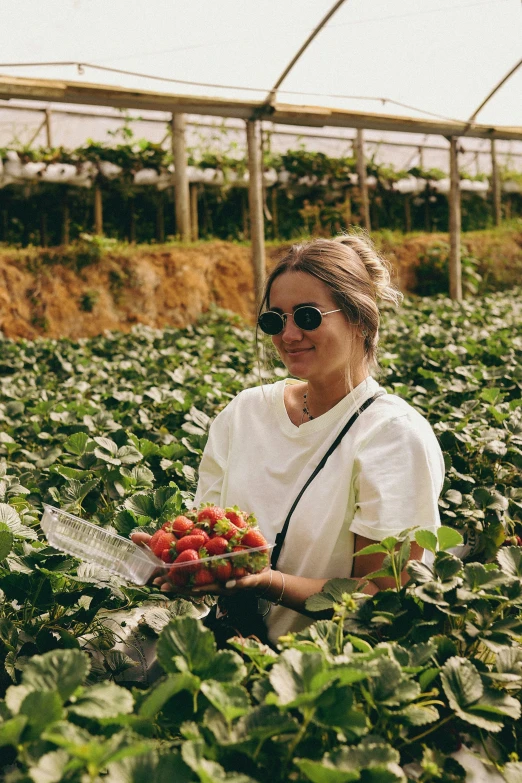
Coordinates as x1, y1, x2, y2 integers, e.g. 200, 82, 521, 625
0, 290, 520, 780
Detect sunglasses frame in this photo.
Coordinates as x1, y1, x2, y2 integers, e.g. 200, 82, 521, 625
258, 305, 342, 335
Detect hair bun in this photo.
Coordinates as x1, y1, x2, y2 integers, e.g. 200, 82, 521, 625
334, 231, 403, 307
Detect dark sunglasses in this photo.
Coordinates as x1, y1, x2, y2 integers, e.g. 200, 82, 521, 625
257, 305, 341, 335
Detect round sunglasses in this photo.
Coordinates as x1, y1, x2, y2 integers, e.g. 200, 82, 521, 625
257, 305, 341, 335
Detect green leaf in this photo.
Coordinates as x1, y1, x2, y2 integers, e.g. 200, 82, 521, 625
156, 616, 216, 675
201, 681, 250, 723
68, 681, 134, 719
181, 739, 258, 782
0, 502, 37, 539
20, 690, 64, 737
22, 649, 90, 702
355, 543, 388, 556
437, 527, 464, 551
295, 758, 360, 783
395, 703, 439, 726
63, 432, 90, 456
234, 704, 299, 744
106, 751, 192, 783
0, 522, 14, 559
28, 749, 69, 783
268, 648, 332, 707
139, 672, 201, 719
124, 492, 157, 518
0, 715, 28, 747
497, 547, 522, 578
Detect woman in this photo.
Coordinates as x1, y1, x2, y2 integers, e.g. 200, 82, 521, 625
134, 234, 445, 646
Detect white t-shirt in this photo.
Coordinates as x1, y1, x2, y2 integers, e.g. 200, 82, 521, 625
194, 376, 445, 643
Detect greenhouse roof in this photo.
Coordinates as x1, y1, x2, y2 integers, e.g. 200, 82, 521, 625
0, 0, 521, 135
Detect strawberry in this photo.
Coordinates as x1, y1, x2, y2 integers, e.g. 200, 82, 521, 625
170, 549, 200, 575
213, 518, 240, 542
233, 566, 248, 579
160, 548, 175, 563
204, 536, 229, 556
197, 505, 226, 529
176, 534, 208, 554
211, 558, 233, 583
193, 567, 215, 586
170, 516, 195, 536
169, 567, 189, 587
240, 529, 268, 549
225, 506, 247, 529
149, 530, 176, 557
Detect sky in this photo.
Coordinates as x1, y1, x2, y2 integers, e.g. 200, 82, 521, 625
0, 0, 521, 168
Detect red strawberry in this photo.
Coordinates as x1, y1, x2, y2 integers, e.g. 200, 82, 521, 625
233, 566, 248, 579
193, 567, 215, 586
240, 529, 268, 549
197, 505, 226, 529
211, 558, 233, 583
170, 549, 200, 575
160, 548, 175, 563
149, 530, 176, 557
176, 534, 208, 554
204, 536, 229, 556
225, 506, 247, 529
213, 518, 240, 541
169, 568, 189, 587
169, 516, 195, 536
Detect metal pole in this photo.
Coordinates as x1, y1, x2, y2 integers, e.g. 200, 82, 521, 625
449, 137, 462, 301
246, 119, 266, 310
355, 128, 371, 231
490, 139, 501, 227
171, 113, 191, 242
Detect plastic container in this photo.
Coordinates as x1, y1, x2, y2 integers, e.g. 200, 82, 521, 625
40, 504, 165, 585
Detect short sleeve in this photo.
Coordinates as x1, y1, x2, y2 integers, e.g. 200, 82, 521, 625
349, 413, 445, 541
193, 407, 230, 507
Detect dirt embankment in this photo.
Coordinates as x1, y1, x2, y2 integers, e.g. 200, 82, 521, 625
0, 230, 520, 340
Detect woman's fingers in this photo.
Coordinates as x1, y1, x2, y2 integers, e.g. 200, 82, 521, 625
131, 531, 152, 547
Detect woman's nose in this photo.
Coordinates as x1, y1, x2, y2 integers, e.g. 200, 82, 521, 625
281, 315, 303, 342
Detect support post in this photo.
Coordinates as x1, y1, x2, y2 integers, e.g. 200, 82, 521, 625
171, 113, 191, 242
61, 192, 70, 245
129, 197, 136, 243
44, 108, 52, 148
94, 186, 103, 235
449, 137, 462, 301
156, 197, 165, 243
189, 183, 199, 241
490, 139, 501, 226
246, 119, 266, 309
355, 129, 371, 231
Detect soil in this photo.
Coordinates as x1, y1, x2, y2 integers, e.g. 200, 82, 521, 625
0, 230, 519, 340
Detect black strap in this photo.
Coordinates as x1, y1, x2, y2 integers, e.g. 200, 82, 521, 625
271, 392, 381, 569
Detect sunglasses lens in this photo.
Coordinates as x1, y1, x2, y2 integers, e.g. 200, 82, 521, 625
258, 311, 284, 335
294, 306, 322, 330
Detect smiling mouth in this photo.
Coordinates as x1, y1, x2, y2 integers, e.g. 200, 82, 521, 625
286, 348, 313, 355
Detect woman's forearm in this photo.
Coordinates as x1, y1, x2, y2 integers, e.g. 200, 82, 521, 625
259, 570, 378, 616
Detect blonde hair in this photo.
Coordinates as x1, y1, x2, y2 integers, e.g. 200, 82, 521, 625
258, 232, 402, 376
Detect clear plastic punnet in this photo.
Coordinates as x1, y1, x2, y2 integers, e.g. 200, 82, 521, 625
40, 504, 166, 585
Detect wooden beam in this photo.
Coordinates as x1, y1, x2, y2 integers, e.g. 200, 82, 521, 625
1, 74, 522, 141
449, 137, 462, 302
171, 113, 191, 242
246, 119, 266, 309
44, 108, 52, 147
490, 139, 502, 227
355, 129, 371, 231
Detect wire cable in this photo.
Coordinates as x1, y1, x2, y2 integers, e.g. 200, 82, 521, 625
0, 60, 466, 124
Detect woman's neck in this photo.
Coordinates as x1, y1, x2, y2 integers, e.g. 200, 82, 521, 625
305, 368, 370, 418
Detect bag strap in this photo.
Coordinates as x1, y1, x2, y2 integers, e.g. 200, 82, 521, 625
271, 392, 381, 569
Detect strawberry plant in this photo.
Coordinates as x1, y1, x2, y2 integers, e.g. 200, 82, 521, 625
0, 293, 520, 780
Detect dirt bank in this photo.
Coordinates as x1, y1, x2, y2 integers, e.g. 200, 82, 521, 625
0, 229, 520, 340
